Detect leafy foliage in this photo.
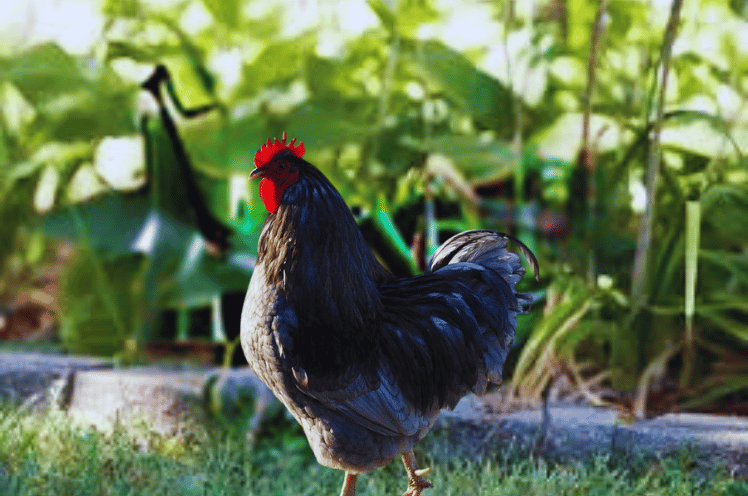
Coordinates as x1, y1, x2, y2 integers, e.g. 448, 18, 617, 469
0, 0, 747, 412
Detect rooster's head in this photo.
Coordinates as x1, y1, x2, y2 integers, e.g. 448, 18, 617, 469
251, 132, 305, 214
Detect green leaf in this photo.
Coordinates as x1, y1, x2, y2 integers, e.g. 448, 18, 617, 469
511, 280, 596, 396
371, 194, 419, 276
681, 374, 748, 411
533, 113, 630, 162
401, 134, 518, 185
106, 41, 182, 63
59, 252, 145, 356
368, 0, 438, 36
684, 200, 700, 328
163, 251, 252, 309
367, 0, 397, 33
660, 111, 743, 159
44, 193, 152, 257
700, 311, 748, 345
182, 113, 268, 175
284, 100, 376, 150
1, 42, 87, 105
200, 0, 240, 28
701, 184, 748, 245
240, 38, 313, 95
402, 39, 512, 129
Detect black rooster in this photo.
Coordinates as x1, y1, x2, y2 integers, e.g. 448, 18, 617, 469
241, 134, 538, 496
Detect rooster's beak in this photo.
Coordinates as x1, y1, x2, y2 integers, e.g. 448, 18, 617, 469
250, 168, 264, 179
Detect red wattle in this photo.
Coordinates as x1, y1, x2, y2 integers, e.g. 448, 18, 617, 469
259, 178, 284, 214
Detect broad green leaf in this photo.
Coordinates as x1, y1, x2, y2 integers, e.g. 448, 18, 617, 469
200, 0, 240, 28
567, 0, 596, 51
367, 0, 397, 33
533, 113, 629, 162
2, 43, 87, 105
103, 0, 139, 17
367, 0, 438, 36
106, 41, 183, 63
401, 134, 518, 185
44, 193, 152, 257
164, 250, 252, 309
283, 100, 376, 150
59, 252, 145, 356
240, 38, 313, 95
182, 114, 268, 175
402, 39, 512, 129
661, 111, 743, 158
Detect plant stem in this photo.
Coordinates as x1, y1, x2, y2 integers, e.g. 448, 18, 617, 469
581, 0, 608, 285
630, 0, 684, 315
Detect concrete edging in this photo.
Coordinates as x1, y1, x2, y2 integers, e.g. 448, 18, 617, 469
2, 352, 747, 477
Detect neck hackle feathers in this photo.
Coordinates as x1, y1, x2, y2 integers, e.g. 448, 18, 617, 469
254, 132, 305, 169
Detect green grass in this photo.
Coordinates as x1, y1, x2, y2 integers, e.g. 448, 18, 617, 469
0, 405, 744, 496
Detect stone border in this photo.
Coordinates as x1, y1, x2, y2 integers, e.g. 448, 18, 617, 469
2, 352, 747, 477
435, 394, 748, 477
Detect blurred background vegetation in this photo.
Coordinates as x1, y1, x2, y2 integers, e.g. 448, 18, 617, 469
1, 0, 747, 417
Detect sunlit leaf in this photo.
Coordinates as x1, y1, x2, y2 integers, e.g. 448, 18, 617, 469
284, 100, 375, 150
661, 111, 743, 158
1, 43, 87, 105
534, 113, 630, 162
401, 134, 518, 185
371, 194, 419, 276
240, 38, 314, 95
367, 0, 397, 33
402, 39, 512, 129
200, 0, 240, 28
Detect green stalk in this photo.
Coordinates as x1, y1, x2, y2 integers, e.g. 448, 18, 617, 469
682, 199, 701, 384
502, 1, 535, 256
581, 0, 609, 285
177, 309, 190, 341
630, 0, 684, 315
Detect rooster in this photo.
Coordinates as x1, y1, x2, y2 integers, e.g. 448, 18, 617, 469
241, 134, 539, 496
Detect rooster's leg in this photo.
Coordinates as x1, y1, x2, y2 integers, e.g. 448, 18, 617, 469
339, 472, 358, 496
401, 450, 433, 496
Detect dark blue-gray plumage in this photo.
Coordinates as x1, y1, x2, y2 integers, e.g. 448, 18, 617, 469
242, 146, 538, 496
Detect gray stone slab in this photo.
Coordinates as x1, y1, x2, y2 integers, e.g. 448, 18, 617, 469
0, 352, 111, 408
435, 394, 748, 477
434, 397, 622, 461
66, 366, 278, 437
67, 368, 209, 435
616, 413, 748, 477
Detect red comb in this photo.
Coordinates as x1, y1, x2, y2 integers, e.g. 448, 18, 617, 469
254, 132, 305, 168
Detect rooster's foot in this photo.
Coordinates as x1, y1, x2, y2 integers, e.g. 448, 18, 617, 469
404, 473, 433, 496
401, 451, 433, 496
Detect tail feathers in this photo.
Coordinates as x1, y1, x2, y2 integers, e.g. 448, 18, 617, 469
428, 230, 540, 285
427, 230, 539, 390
